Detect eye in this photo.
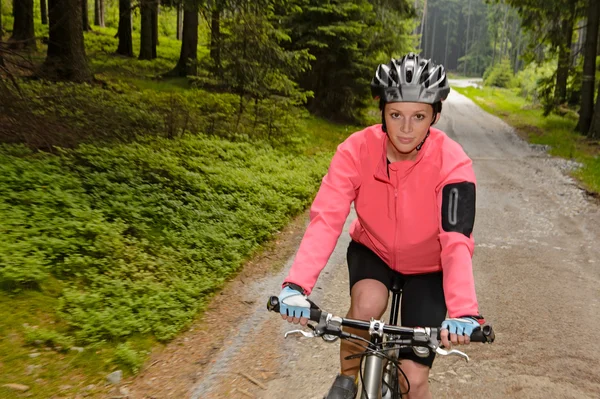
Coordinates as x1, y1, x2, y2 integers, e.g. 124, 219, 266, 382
390, 113, 401, 119
414, 114, 425, 121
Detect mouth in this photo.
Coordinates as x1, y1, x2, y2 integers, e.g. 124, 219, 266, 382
396, 137, 414, 144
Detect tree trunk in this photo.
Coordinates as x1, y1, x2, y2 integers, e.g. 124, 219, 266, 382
554, 2, 576, 106
577, 0, 599, 134
491, 27, 498, 66
210, 6, 221, 76
152, 0, 159, 50
176, 3, 183, 40
116, 0, 133, 56
94, 0, 105, 27
419, 0, 427, 53
463, 0, 471, 75
40, 0, 92, 82
444, 16, 450, 68
169, 6, 198, 77
9, 0, 36, 49
588, 83, 600, 139
139, 0, 156, 60
430, 11, 437, 59
40, 0, 48, 25
82, 0, 91, 31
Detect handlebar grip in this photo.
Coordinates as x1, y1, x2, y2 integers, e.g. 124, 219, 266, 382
266, 296, 322, 322
470, 325, 495, 343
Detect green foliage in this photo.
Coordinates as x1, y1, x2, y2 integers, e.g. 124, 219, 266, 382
24, 326, 74, 351
285, 0, 379, 122
113, 342, 145, 374
483, 59, 515, 88
0, 134, 331, 344
0, 78, 307, 148
514, 60, 556, 102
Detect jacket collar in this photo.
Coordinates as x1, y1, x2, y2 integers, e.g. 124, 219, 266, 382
374, 126, 431, 183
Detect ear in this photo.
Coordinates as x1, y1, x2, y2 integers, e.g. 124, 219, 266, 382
432, 112, 441, 125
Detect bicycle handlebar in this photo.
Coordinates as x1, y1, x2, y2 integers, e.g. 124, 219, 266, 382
267, 296, 495, 344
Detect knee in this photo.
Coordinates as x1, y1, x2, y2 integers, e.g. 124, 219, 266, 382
400, 363, 430, 398
405, 372, 429, 396
348, 281, 388, 319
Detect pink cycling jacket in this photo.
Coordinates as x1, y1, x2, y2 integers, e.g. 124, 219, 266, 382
284, 125, 479, 318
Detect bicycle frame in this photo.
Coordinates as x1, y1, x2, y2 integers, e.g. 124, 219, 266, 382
358, 286, 402, 399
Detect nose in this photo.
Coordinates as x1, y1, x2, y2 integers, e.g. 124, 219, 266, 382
402, 118, 413, 133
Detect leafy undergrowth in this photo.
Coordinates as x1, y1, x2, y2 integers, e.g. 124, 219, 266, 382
453, 86, 600, 194
0, 116, 351, 398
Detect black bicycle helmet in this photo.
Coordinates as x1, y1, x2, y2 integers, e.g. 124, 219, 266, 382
371, 53, 450, 105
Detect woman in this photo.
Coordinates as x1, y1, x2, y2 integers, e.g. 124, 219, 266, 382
278, 53, 485, 399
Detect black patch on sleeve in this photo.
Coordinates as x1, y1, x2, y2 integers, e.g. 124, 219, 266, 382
441, 182, 475, 237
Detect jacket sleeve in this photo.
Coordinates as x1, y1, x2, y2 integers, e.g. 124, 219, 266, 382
283, 139, 361, 295
436, 157, 480, 318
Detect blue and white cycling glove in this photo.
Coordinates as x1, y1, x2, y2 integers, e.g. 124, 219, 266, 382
278, 285, 310, 319
441, 317, 482, 337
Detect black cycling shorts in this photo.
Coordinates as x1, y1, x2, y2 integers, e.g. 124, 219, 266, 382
347, 240, 447, 368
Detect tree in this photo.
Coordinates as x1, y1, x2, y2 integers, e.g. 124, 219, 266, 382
0, 0, 3, 36
39, 0, 93, 81
94, 0, 105, 27
169, 1, 198, 76
207, 0, 224, 77
10, 0, 36, 49
139, 0, 158, 60
41, 0, 48, 25
116, 0, 133, 57
82, 0, 91, 31
286, 0, 413, 122
577, 0, 599, 133
588, 84, 600, 139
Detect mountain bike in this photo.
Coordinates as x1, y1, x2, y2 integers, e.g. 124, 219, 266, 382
267, 286, 495, 399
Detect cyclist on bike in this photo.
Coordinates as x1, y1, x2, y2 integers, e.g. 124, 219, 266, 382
277, 53, 486, 399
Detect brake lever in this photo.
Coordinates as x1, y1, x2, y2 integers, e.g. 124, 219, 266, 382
427, 331, 469, 362
284, 329, 315, 338
435, 346, 469, 362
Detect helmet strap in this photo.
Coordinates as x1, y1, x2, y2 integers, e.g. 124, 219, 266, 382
381, 111, 387, 133
416, 129, 430, 151
416, 113, 437, 151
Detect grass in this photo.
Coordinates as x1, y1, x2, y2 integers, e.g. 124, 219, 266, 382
453, 86, 600, 194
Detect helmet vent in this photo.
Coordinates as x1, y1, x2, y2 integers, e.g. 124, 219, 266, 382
406, 70, 413, 83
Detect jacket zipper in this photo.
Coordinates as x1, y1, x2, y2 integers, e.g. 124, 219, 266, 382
392, 187, 398, 270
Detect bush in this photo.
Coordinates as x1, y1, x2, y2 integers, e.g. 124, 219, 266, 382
113, 343, 144, 374
514, 60, 556, 103
483, 59, 515, 88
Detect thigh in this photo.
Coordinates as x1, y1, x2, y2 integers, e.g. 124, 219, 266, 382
399, 272, 447, 367
347, 240, 397, 294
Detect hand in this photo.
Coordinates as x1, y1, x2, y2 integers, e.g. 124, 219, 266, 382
440, 317, 481, 348
278, 286, 310, 326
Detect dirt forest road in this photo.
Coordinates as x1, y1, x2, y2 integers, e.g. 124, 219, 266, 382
124, 84, 600, 399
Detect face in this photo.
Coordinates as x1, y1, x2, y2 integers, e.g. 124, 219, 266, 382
384, 102, 439, 161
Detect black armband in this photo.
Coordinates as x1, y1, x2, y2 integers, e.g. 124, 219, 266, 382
441, 182, 475, 237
